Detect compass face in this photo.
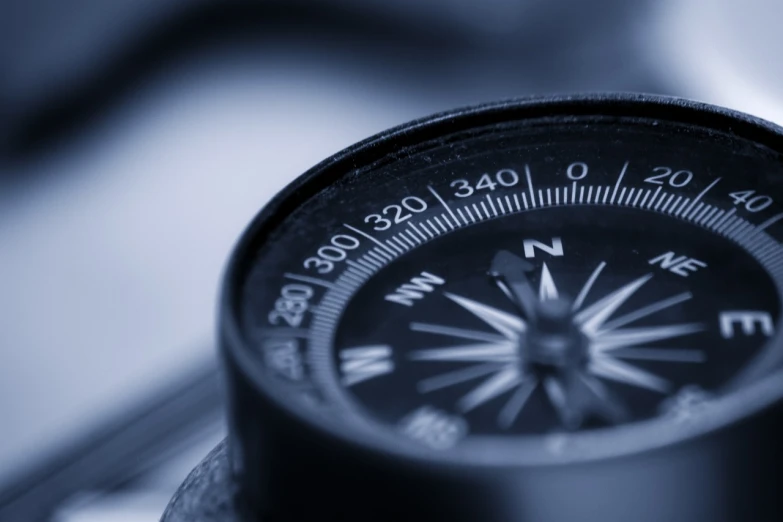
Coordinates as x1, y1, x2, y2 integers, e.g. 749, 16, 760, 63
231, 100, 783, 464
334, 207, 777, 437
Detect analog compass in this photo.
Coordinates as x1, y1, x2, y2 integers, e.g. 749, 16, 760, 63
220, 95, 783, 521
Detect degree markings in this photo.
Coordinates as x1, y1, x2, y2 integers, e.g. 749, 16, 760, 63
343, 223, 397, 257
384, 239, 405, 255
609, 160, 630, 204
485, 194, 499, 217
699, 206, 719, 225
372, 246, 394, 262
714, 208, 737, 231
284, 272, 337, 290
391, 236, 411, 251
407, 221, 428, 241
646, 186, 663, 209
707, 208, 726, 228
456, 207, 470, 225
664, 194, 680, 213
525, 164, 536, 208
673, 197, 690, 216
687, 201, 705, 221
692, 203, 709, 222
620, 187, 631, 205
631, 188, 643, 207
480, 201, 491, 219
472, 203, 483, 220
404, 229, 423, 245
427, 185, 460, 225
723, 217, 744, 236
512, 193, 522, 211
638, 188, 652, 208
655, 192, 671, 211
682, 177, 721, 217
346, 260, 373, 277
431, 216, 449, 233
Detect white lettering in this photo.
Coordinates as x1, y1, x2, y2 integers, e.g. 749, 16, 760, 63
719, 311, 774, 339
340, 345, 394, 386
648, 251, 707, 277
399, 406, 467, 449
523, 237, 563, 258
384, 272, 445, 306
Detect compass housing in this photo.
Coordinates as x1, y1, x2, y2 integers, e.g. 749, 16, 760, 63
220, 94, 783, 521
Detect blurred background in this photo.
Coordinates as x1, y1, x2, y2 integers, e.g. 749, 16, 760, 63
1, 0, 782, 520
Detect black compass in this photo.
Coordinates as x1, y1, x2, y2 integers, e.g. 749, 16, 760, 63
164, 95, 783, 522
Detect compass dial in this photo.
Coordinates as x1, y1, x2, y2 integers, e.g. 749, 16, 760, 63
334, 206, 778, 438
226, 97, 783, 476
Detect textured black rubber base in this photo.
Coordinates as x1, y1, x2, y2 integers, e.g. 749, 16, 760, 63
161, 440, 244, 522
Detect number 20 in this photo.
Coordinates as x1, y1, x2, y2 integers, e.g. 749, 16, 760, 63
645, 166, 693, 187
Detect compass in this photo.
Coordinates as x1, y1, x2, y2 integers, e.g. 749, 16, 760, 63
206, 95, 783, 521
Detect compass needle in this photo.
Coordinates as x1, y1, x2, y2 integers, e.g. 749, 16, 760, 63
599, 292, 693, 332
213, 97, 783, 522
572, 261, 607, 311
418, 363, 506, 393
591, 323, 706, 352
497, 378, 538, 429
575, 274, 654, 334
443, 292, 526, 338
539, 262, 559, 301
409, 322, 507, 343
410, 342, 517, 363
611, 347, 706, 363
458, 366, 522, 412
589, 356, 672, 393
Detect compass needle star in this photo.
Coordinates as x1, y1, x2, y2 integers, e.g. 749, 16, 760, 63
539, 262, 559, 301
459, 366, 521, 413
497, 378, 538, 429
444, 292, 526, 338
589, 356, 672, 393
410, 322, 507, 343
611, 348, 706, 363
418, 363, 506, 393
410, 342, 516, 363
599, 292, 693, 332
591, 323, 705, 353
575, 273, 653, 334
572, 261, 606, 311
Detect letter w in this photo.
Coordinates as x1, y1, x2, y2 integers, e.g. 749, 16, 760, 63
384, 272, 445, 306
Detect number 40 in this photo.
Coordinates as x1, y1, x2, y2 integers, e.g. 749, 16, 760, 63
728, 190, 773, 212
